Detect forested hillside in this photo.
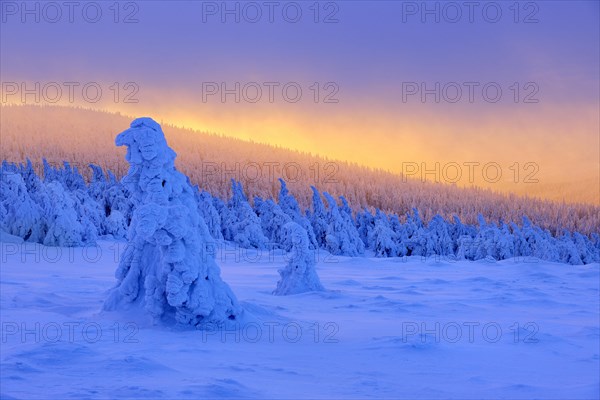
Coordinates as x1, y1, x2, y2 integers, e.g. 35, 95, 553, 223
1, 104, 598, 235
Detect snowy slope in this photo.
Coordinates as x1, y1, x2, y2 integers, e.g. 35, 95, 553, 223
1, 240, 598, 399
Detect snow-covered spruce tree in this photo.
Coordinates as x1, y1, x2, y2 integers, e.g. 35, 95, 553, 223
43, 181, 89, 246
42, 159, 59, 183
277, 179, 318, 249
0, 167, 46, 242
449, 215, 467, 242
103, 209, 128, 239
273, 222, 324, 295
403, 208, 427, 256
571, 232, 597, 264
37, 160, 102, 242
101, 183, 130, 239
535, 228, 560, 262
453, 220, 479, 260
469, 215, 519, 261
520, 216, 542, 258
389, 214, 409, 257
322, 196, 342, 254
41, 160, 85, 192
337, 195, 366, 255
19, 159, 42, 194
591, 233, 600, 254
309, 186, 329, 248
518, 216, 559, 261
367, 210, 397, 257
470, 215, 497, 260
423, 215, 454, 257
88, 164, 128, 238
61, 162, 87, 192
497, 222, 516, 260
510, 221, 530, 259
195, 188, 224, 241
222, 180, 268, 249
88, 164, 108, 211
70, 188, 101, 243
356, 208, 375, 248
212, 195, 232, 239
104, 118, 242, 327
322, 192, 364, 256
254, 196, 292, 248
558, 231, 584, 265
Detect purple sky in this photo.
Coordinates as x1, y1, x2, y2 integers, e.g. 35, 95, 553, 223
1, 1, 599, 201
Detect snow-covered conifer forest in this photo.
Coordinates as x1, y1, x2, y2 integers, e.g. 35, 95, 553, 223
2, 116, 598, 265
2, 105, 598, 236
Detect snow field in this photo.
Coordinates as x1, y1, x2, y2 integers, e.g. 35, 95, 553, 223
1, 239, 598, 399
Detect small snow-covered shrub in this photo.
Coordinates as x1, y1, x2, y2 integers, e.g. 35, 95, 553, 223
274, 222, 324, 295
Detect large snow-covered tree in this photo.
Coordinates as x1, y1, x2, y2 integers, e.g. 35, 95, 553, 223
104, 117, 242, 328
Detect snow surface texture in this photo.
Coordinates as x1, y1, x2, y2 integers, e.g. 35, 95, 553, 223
1, 240, 598, 398
273, 222, 324, 295
103, 118, 242, 327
